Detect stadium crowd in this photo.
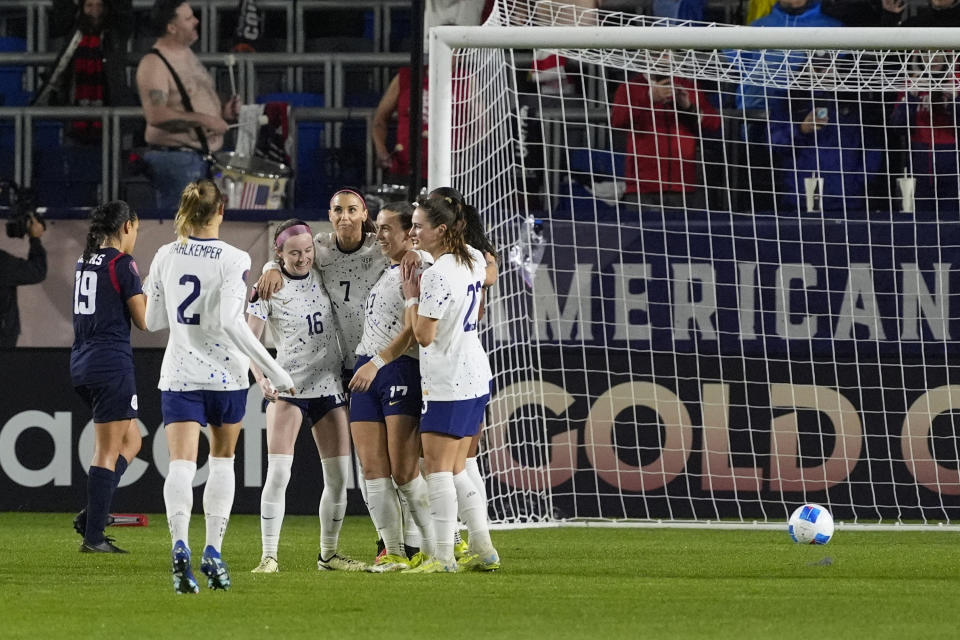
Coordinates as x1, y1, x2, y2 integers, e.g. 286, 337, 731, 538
0, 0, 957, 216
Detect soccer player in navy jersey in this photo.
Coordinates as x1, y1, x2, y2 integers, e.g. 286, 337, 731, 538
145, 179, 294, 593
70, 200, 146, 553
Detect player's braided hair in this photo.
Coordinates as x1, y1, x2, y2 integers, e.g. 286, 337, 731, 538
175, 179, 223, 243
416, 196, 474, 268
81, 200, 138, 270
428, 187, 497, 262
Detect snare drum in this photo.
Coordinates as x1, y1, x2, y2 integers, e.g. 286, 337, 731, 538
212, 152, 291, 210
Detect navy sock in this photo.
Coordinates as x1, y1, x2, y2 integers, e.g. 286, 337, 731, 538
114, 455, 129, 488
85, 466, 116, 545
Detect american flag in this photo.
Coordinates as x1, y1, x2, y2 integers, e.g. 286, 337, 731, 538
238, 181, 270, 208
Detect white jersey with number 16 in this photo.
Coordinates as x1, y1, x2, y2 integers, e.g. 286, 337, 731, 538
417, 245, 492, 401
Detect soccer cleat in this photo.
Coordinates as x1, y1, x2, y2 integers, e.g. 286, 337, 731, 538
404, 544, 420, 560
200, 546, 232, 590
367, 553, 409, 573
171, 542, 200, 594
453, 538, 469, 560
403, 557, 457, 574
251, 556, 279, 573
80, 537, 127, 553
375, 546, 387, 564
457, 549, 501, 572
406, 550, 427, 569
317, 553, 368, 572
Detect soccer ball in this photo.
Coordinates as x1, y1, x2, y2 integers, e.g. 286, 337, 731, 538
788, 504, 834, 545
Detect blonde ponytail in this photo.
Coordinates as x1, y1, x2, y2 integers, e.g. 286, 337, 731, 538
174, 179, 223, 242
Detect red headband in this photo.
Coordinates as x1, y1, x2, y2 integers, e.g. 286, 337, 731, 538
330, 189, 368, 212
275, 224, 313, 250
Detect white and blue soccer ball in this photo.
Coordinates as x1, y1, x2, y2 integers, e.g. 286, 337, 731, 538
788, 504, 834, 545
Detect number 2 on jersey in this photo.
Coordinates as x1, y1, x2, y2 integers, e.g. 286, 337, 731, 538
177, 274, 201, 325
462, 280, 482, 332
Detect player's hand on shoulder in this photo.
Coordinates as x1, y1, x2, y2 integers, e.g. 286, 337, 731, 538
255, 269, 284, 300
401, 265, 421, 299
400, 249, 422, 280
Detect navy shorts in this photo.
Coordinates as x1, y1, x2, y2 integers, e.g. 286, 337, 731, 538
75, 373, 138, 423
419, 394, 489, 438
349, 355, 422, 423
161, 389, 248, 427
264, 393, 347, 424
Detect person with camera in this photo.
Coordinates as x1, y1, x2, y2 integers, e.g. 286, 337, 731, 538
611, 71, 720, 210
0, 214, 47, 348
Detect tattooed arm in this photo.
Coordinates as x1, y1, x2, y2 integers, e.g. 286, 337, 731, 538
136, 54, 228, 138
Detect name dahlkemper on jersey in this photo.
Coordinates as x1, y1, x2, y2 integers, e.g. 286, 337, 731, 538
172, 243, 223, 260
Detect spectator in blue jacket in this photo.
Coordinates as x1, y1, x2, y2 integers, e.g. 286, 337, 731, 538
769, 87, 884, 213
732, 0, 843, 213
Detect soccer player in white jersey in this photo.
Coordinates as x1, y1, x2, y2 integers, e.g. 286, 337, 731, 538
144, 179, 295, 594
257, 188, 425, 557
349, 202, 436, 571
402, 196, 500, 573
258, 188, 383, 372
246, 218, 366, 573
428, 188, 498, 537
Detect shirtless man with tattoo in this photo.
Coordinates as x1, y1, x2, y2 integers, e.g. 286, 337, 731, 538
135, 0, 240, 210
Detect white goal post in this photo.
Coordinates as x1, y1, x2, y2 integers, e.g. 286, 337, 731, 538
429, 11, 960, 530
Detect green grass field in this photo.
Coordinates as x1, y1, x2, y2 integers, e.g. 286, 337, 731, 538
2, 513, 959, 639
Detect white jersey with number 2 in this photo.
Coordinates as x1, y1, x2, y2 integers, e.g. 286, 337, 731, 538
417, 245, 492, 401
145, 237, 294, 392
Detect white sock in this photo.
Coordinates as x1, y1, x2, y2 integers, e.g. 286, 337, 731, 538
261, 453, 293, 559
464, 456, 489, 520
164, 459, 196, 549
399, 481, 422, 550
454, 470, 494, 555
203, 456, 236, 555
397, 474, 435, 557
366, 477, 403, 556
319, 455, 349, 560
426, 471, 457, 565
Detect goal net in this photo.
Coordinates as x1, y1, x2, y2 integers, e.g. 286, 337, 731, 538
432, 0, 960, 528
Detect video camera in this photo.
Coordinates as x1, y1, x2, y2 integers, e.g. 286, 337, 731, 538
3, 181, 43, 239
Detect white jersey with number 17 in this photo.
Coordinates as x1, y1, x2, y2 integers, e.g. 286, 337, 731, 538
145, 237, 294, 392
417, 246, 492, 401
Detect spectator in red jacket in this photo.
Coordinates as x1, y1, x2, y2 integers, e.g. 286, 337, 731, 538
611, 72, 721, 210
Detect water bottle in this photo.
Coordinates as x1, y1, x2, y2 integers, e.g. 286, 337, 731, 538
509, 216, 546, 288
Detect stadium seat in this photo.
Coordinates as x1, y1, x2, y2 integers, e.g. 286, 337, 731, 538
0, 36, 29, 106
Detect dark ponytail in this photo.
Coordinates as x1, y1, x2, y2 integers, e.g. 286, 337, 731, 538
426, 187, 497, 262
82, 200, 138, 267
416, 197, 473, 267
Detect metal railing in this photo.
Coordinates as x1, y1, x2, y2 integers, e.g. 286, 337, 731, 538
2, 0, 415, 55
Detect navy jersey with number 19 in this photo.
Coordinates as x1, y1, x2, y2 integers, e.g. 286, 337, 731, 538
70, 248, 143, 385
